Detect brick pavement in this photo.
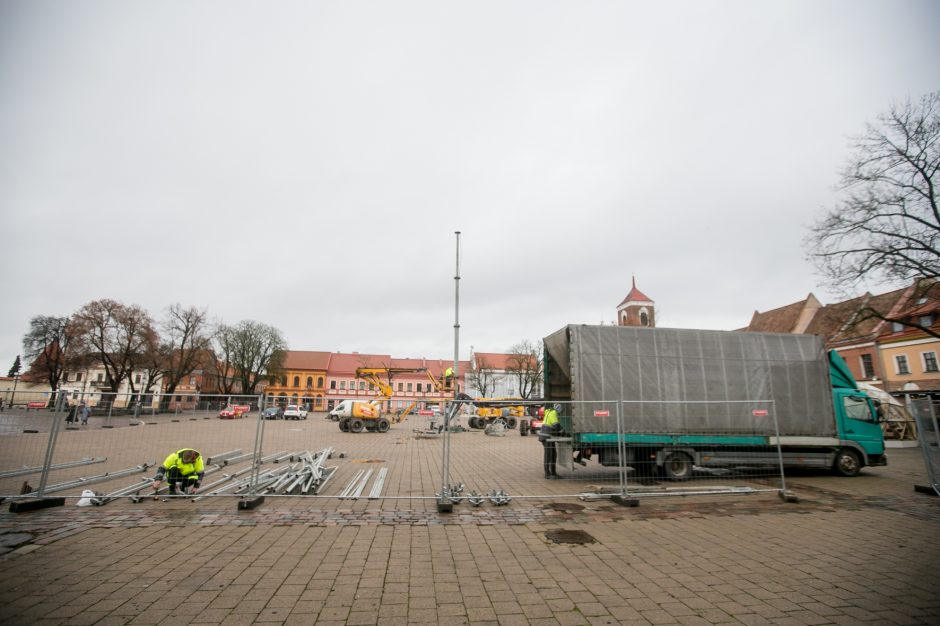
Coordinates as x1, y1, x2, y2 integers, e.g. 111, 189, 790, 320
1, 418, 939, 624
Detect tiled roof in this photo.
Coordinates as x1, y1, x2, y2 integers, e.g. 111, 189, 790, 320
474, 352, 514, 370
805, 295, 869, 340
745, 298, 811, 333
828, 286, 911, 343
282, 351, 332, 370
328, 352, 393, 375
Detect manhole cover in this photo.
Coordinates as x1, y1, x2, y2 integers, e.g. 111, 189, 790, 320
545, 529, 596, 544
547, 503, 584, 512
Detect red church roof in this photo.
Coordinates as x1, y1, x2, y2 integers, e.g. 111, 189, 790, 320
617, 277, 653, 307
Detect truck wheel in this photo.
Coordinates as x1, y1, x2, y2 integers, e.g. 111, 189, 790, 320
506, 417, 517, 429
662, 452, 693, 482
833, 448, 861, 477
376, 418, 390, 433
519, 419, 528, 436
350, 419, 364, 433
339, 418, 349, 432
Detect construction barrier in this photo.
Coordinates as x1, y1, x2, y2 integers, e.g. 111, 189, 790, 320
1, 393, 789, 509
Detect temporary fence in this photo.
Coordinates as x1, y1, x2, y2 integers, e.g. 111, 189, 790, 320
908, 397, 940, 495
1, 391, 789, 510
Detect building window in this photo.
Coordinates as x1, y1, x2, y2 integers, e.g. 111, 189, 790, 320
416, 383, 422, 393
923, 352, 939, 373
920, 315, 934, 327
63, 373, 69, 382
97, 373, 104, 382
340, 381, 346, 390
369, 383, 375, 391
306, 377, 313, 388
397, 383, 403, 392
330, 380, 336, 389
896, 355, 911, 375
190, 376, 196, 385
407, 383, 413, 392
293, 376, 300, 388
135, 374, 141, 384
640, 310, 649, 326
76, 372, 82, 382
317, 377, 324, 388
892, 322, 904, 332
860, 354, 875, 379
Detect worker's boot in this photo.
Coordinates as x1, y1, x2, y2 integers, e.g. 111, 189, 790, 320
168, 484, 178, 496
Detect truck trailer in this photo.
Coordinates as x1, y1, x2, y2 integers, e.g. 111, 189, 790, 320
543, 325, 887, 479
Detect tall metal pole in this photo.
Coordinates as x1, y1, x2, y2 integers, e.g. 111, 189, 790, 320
453, 231, 461, 401
439, 231, 460, 513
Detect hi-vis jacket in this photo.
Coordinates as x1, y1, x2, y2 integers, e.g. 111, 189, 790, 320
156, 449, 205, 481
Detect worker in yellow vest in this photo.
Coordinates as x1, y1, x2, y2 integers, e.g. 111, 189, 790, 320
539, 404, 561, 479
152, 448, 205, 495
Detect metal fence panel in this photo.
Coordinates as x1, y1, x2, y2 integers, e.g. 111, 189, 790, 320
619, 400, 786, 499
909, 398, 940, 495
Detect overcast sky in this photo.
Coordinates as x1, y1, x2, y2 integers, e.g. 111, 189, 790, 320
1, 0, 938, 371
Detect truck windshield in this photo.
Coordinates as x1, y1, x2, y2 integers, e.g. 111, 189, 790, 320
844, 395, 875, 422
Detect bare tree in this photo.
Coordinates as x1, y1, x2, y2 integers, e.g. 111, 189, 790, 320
213, 320, 287, 395
506, 340, 543, 399
22, 315, 75, 405
159, 304, 212, 400
808, 91, 940, 337
71, 300, 157, 394
466, 361, 497, 398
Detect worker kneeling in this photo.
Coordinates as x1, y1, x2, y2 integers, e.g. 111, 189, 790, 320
153, 448, 205, 496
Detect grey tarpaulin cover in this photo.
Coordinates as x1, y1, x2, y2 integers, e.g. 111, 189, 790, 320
543, 325, 837, 437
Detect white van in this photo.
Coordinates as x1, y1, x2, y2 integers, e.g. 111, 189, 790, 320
327, 400, 355, 421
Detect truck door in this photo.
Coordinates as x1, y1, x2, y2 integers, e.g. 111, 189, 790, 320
838, 393, 885, 455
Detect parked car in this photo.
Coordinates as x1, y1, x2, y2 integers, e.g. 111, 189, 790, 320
283, 404, 308, 420
219, 404, 251, 419
262, 406, 284, 420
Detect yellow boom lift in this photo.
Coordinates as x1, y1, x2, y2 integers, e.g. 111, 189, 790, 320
338, 367, 453, 433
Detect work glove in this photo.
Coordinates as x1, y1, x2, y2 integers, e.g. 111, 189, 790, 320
152, 479, 162, 491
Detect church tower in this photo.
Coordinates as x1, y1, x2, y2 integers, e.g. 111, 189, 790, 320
617, 277, 655, 327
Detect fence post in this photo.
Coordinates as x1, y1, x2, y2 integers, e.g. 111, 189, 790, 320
238, 393, 267, 510
10, 393, 67, 512
612, 401, 637, 507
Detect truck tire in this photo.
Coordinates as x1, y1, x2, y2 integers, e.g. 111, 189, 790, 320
505, 416, 517, 429
350, 419, 364, 433
662, 452, 693, 481
833, 448, 861, 477
377, 418, 390, 433
339, 418, 349, 432
519, 419, 528, 436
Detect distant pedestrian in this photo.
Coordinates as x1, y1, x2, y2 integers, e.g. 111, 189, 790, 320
79, 402, 90, 426
65, 403, 77, 424
0, 397, 4, 412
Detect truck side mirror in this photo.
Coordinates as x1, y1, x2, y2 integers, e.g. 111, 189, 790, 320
875, 400, 885, 421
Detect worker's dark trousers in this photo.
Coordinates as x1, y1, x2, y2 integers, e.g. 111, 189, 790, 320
164, 467, 198, 493
542, 440, 557, 477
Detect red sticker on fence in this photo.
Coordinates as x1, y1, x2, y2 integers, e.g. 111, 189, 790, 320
752, 409, 768, 416
418, 410, 434, 416
594, 410, 610, 417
